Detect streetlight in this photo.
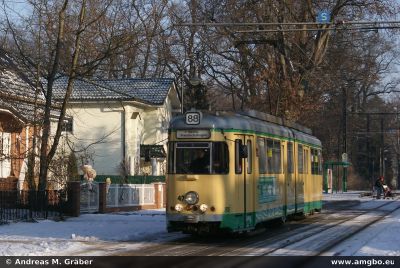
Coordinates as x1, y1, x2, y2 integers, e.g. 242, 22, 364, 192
180, 58, 202, 114
189, 70, 202, 87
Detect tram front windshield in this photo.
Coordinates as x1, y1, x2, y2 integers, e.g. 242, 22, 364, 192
168, 142, 229, 174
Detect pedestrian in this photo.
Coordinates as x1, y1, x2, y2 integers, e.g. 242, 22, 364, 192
375, 176, 385, 199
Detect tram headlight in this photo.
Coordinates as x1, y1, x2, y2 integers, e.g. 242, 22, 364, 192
184, 191, 199, 205
175, 204, 184, 212
199, 204, 208, 212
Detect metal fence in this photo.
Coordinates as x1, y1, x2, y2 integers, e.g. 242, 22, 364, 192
106, 184, 155, 207
0, 190, 62, 223
80, 182, 99, 213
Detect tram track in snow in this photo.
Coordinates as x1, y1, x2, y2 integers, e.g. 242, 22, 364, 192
186, 200, 399, 256
262, 201, 400, 257
118, 199, 400, 256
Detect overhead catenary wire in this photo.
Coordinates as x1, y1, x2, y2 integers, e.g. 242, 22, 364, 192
175, 20, 400, 34
235, 26, 400, 33
176, 20, 400, 27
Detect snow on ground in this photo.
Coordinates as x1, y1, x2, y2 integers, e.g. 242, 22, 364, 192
0, 192, 399, 256
323, 192, 400, 256
327, 208, 400, 256
0, 209, 186, 256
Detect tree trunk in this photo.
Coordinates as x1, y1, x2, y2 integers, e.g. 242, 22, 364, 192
38, 0, 68, 191
38, 0, 86, 191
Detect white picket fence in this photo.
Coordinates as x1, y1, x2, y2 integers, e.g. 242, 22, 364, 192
106, 184, 157, 207
80, 183, 163, 213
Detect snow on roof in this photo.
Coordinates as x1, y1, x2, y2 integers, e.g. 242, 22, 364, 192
52, 77, 175, 105
0, 49, 58, 122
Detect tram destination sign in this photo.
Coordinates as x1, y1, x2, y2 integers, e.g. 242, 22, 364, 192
177, 129, 210, 139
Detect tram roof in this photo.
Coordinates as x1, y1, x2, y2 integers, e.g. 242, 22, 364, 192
169, 110, 322, 147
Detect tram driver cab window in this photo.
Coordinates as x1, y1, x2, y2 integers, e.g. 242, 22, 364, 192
171, 142, 229, 175
190, 149, 209, 173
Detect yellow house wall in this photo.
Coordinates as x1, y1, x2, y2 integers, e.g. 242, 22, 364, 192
66, 102, 125, 175
67, 98, 174, 176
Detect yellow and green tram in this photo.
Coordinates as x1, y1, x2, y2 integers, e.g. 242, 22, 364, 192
166, 110, 322, 234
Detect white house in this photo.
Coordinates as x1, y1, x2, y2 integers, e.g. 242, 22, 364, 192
53, 77, 181, 176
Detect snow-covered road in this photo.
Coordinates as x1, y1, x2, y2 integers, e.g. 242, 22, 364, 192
0, 192, 399, 256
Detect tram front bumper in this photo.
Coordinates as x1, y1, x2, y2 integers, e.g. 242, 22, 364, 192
167, 213, 223, 223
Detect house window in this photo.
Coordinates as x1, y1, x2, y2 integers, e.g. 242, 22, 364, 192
0, 132, 10, 158
62, 118, 73, 133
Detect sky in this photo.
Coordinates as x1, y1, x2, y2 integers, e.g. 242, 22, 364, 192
0, 192, 399, 257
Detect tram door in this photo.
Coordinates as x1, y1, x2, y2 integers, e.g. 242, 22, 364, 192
295, 143, 305, 212
286, 142, 296, 215
234, 135, 255, 229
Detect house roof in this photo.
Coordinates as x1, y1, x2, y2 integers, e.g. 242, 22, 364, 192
0, 50, 40, 101
0, 49, 51, 122
53, 77, 176, 106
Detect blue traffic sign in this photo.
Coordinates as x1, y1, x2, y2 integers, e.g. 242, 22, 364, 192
317, 11, 331, 24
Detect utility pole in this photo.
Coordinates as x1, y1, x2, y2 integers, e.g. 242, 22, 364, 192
380, 117, 384, 177
397, 108, 400, 189
366, 114, 371, 184
342, 87, 348, 192
342, 87, 347, 154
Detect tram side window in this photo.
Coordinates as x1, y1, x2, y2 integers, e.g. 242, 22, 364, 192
273, 140, 281, 173
288, 142, 294, 173
311, 149, 323, 175
311, 149, 319, 175
235, 140, 242, 174
304, 149, 309, 174
247, 140, 252, 174
266, 139, 274, 173
298, 144, 304, 174
257, 138, 281, 174
263, 138, 281, 174
257, 138, 267, 174
212, 142, 229, 174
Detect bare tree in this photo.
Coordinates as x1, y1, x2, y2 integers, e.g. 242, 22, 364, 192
1, 0, 136, 190
176, 0, 399, 118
